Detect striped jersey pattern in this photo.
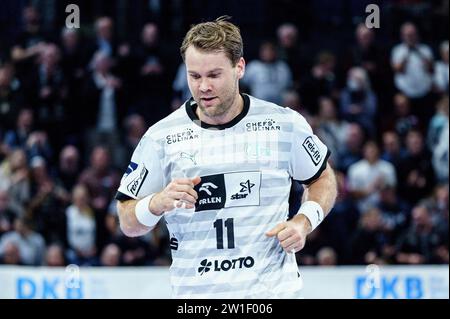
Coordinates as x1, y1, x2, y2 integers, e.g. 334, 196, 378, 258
116, 94, 330, 298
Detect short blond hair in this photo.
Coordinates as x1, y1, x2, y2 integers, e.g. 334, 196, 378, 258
180, 16, 243, 66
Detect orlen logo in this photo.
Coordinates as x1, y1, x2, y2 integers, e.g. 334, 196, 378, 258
197, 256, 255, 276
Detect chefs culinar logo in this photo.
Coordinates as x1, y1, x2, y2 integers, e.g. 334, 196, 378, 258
166, 128, 199, 145
245, 119, 281, 132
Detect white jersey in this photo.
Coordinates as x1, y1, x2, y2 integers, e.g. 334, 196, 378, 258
116, 94, 330, 298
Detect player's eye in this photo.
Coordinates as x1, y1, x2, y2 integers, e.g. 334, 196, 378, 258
189, 74, 200, 79
209, 73, 220, 78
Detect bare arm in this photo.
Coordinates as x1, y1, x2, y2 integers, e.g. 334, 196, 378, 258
117, 199, 152, 237
266, 162, 338, 252
297, 162, 338, 233
117, 176, 201, 238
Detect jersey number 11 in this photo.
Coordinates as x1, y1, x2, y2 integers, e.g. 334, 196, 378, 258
213, 218, 235, 249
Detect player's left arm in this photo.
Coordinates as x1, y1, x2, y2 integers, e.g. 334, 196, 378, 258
266, 162, 337, 253
266, 112, 338, 253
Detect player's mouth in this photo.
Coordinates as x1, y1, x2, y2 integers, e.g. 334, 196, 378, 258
200, 97, 218, 107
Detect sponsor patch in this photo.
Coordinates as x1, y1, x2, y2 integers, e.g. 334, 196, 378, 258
302, 136, 322, 166
127, 166, 148, 196
194, 171, 261, 211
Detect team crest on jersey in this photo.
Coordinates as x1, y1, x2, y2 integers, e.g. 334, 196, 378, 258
179, 151, 198, 165
302, 136, 322, 166
127, 166, 148, 196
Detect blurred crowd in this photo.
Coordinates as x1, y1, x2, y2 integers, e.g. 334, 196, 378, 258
0, 0, 448, 267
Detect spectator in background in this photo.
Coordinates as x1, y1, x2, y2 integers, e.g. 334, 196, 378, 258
44, 243, 66, 267
350, 207, 393, 265
422, 184, 449, 228
10, 6, 47, 73
99, 243, 121, 266
376, 186, 411, 240
0, 241, 22, 265
382, 93, 421, 137
82, 51, 126, 167
105, 200, 121, 243
340, 67, 377, 137
27, 156, 69, 244
242, 41, 293, 105
396, 203, 448, 264
0, 217, 45, 265
432, 118, 448, 184
295, 228, 330, 266
122, 114, 147, 165
60, 28, 87, 85
60, 28, 88, 141
3, 108, 34, 154
25, 130, 53, 164
337, 122, 365, 173
171, 63, 191, 110
0, 64, 24, 132
428, 96, 449, 148
78, 146, 121, 213
25, 44, 67, 149
88, 17, 117, 58
0, 190, 18, 238
434, 40, 449, 94
281, 89, 303, 115
345, 23, 386, 91
57, 145, 82, 193
0, 149, 31, 212
315, 96, 349, 167
381, 130, 406, 168
347, 141, 397, 213
397, 129, 436, 204
66, 184, 97, 266
114, 235, 152, 266
391, 22, 434, 122
300, 51, 339, 114
78, 146, 119, 251
276, 23, 312, 88
320, 170, 360, 262
428, 96, 449, 183
134, 23, 170, 125
316, 247, 338, 266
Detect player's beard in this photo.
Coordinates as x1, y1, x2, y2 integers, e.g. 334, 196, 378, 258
197, 80, 239, 120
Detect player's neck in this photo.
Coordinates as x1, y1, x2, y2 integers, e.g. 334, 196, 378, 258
197, 93, 243, 126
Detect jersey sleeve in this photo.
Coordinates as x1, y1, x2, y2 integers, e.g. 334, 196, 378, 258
289, 112, 330, 184
115, 135, 164, 201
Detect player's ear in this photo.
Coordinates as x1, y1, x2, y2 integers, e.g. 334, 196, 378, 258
236, 57, 245, 79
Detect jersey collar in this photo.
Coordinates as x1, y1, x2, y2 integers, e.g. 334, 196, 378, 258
185, 93, 250, 130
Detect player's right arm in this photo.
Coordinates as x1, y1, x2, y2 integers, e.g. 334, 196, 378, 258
115, 135, 200, 237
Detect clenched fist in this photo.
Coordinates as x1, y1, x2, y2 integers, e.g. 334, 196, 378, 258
265, 215, 312, 254
149, 176, 201, 215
